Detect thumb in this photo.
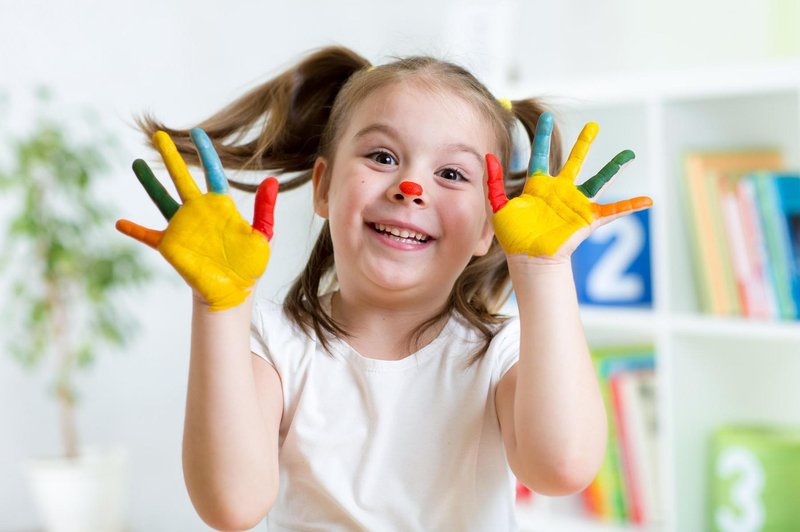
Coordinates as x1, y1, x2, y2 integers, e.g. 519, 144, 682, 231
485, 154, 508, 214
253, 177, 279, 240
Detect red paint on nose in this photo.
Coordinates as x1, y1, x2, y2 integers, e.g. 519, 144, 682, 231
399, 181, 423, 196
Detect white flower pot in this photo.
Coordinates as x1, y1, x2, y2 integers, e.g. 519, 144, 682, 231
26, 446, 128, 532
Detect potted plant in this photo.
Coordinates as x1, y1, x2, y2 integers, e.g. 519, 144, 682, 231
0, 91, 151, 532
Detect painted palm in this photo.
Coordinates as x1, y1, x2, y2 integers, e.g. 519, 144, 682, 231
116, 129, 278, 311
487, 112, 652, 260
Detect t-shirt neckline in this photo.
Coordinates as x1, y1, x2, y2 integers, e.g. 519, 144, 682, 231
320, 291, 457, 372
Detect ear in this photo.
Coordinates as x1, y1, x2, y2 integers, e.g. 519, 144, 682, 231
312, 156, 329, 218
472, 217, 495, 257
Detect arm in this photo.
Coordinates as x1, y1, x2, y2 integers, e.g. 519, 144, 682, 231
116, 129, 283, 528
487, 112, 652, 494
184, 293, 282, 530
496, 259, 605, 495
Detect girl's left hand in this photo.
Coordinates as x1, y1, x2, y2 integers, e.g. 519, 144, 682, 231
486, 112, 653, 263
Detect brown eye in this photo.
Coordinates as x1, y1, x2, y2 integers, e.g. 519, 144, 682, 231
369, 151, 397, 166
437, 167, 467, 182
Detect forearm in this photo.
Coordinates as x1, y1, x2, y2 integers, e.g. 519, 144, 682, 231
183, 292, 277, 528
508, 256, 606, 489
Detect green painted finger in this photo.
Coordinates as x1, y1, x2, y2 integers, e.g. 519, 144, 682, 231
577, 149, 635, 198
132, 159, 180, 220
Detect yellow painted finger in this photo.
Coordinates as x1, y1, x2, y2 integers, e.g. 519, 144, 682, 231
115, 219, 164, 249
153, 131, 202, 202
559, 122, 599, 182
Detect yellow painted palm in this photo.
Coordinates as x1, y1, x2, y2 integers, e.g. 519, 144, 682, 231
116, 129, 278, 311
487, 112, 652, 261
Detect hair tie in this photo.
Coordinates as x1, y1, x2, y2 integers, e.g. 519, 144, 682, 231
366, 65, 376, 72
497, 98, 513, 111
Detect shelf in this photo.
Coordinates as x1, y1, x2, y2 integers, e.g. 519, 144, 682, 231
505, 59, 800, 107
670, 313, 800, 341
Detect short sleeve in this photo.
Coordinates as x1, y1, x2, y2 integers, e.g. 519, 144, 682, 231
250, 298, 281, 369
489, 316, 520, 381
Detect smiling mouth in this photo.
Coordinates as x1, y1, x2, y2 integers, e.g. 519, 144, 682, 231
370, 223, 431, 243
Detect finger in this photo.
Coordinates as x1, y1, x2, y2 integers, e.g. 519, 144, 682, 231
528, 111, 554, 176
115, 219, 164, 249
560, 122, 599, 182
577, 149, 635, 199
591, 195, 653, 224
132, 159, 180, 220
153, 130, 202, 202
485, 154, 509, 213
253, 177, 279, 240
190, 128, 229, 194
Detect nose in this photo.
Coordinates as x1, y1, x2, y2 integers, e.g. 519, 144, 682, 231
391, 180, 425, 205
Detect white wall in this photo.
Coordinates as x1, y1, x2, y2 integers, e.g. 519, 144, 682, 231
0, 0, 795, 530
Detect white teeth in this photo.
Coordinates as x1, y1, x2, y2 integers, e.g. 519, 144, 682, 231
374, 223, 429, 242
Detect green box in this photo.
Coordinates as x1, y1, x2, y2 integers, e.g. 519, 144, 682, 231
710, 425, 800, 531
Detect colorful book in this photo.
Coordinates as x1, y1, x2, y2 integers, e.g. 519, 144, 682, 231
611, 369, 661, 525
584, 346, 655, 522
752, 173, 798, 319
682, 150, 784, 314
735, 177, 779, 318
772, 175, 800, 316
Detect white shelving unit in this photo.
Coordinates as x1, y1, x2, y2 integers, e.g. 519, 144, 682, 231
503, 60, 800, 532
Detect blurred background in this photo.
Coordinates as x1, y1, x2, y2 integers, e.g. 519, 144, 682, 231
1, 0, 798, 530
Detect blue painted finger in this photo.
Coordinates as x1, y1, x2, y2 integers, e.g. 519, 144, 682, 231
191, 128, 228, 194
529, 111, 554, 176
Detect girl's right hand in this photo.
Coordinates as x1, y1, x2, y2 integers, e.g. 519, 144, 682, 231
116, 128, 278, 311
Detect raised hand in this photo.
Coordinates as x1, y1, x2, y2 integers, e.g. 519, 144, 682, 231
486, 112, 652, 261
116, 129, 278, 311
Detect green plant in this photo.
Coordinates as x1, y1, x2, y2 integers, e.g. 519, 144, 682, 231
0, 92, 151, 459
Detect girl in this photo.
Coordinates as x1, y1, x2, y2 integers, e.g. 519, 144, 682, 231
117, 46, 652, 531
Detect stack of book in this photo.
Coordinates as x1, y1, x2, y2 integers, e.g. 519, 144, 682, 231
682, 150, 800, 319
581, 346, 662, 526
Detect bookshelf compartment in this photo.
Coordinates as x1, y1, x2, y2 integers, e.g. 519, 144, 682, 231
669, 335, 800, 531
663, 91, 800, 316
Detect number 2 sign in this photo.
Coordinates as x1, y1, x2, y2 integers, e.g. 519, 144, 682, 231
572, 208, 652, 307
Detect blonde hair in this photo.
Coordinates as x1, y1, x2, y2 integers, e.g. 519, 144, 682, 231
137, 46, 563, 363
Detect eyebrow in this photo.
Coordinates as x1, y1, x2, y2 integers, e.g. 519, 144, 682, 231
354, 123, 484, 164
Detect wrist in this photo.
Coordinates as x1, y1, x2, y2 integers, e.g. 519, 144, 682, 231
506, 254, 573, 276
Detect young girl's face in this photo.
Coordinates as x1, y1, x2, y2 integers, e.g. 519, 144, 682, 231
313, 80, 496, 303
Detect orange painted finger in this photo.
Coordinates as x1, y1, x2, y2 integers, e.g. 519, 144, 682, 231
115, 219, 164, 249
153, 131, 202, 202
591, 196, 653, 219
560, 122, 599, 182
485, 153, 508, 213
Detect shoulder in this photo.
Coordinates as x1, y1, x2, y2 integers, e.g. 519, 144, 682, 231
486, 315, 520, 379
250, 295, 311, 367
447, 311, 519, 375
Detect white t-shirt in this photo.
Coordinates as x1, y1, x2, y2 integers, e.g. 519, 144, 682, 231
249, 292, 521, 531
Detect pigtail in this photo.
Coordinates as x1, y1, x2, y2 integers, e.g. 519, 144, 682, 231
449, 103, 565, 364
135, 46, 370, 192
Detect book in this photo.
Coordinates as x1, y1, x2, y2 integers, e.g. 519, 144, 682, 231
735, 177, 779, 318
771, 175, 800, 316
611, 369, 661, 524
752, 173, 798, 319
682, 150, 784, 314
584, 346, 655, 522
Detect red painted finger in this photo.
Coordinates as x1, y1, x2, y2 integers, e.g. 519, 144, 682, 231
253, 177, 279, 240
485, 154, 509, 214
591, 196, 653, 220
115, 219, 163, 249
